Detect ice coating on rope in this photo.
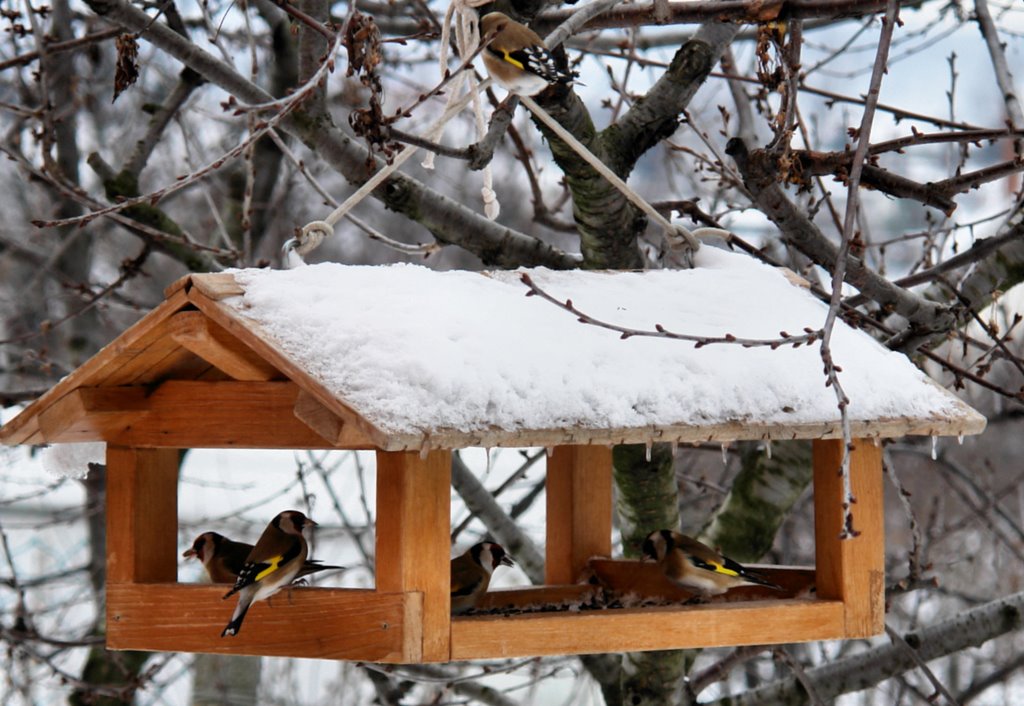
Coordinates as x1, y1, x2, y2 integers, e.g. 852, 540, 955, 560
223, 248, 967, 437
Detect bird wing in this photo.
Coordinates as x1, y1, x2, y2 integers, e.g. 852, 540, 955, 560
682, 539, 781, 589
295, 559, 344, 580
223, 541, 302, 598
674, 534, 745, 578
688, 553, 744, 578
486, 46, 570, 85
451, 572, 485, 598
450, 556, 487, 598
221, 539, 255, 577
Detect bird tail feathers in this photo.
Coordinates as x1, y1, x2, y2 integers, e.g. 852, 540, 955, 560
221, 601, 251, 637
742, 570, 783, 591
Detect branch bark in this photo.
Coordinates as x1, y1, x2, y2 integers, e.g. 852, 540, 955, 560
81, 0, 578, 269
708, 590, 1024, 705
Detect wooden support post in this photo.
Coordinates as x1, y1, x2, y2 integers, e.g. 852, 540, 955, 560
106, 446, 180, 583
545, 445, 613, 585
813, 438, 885, 637
375, 449, 452, 662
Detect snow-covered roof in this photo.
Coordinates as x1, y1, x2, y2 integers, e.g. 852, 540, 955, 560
0, 249, 985, 451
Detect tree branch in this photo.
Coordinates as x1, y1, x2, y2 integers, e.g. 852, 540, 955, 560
709, 590, 1024, 705
81, 0, 578, 269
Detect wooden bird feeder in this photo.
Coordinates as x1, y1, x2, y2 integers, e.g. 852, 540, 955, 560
0, 253, 985, 663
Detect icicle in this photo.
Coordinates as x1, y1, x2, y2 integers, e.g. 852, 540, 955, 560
419, 440, 431, 460
764, 439, 773, 460
721, 443, 729, 466
645, 440, 653, 462
957, 433, 964, 445
670, 440, 679, 456
873, 436, 881, 447
931, 435, 938, 461
546, 446, 555, 458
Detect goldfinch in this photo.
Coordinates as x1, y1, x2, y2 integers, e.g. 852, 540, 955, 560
450, 541, 514, 614
641, 529, 782, 598
479, 12, 574, 96
221, 511, 316, 637
183, 531, 342, 585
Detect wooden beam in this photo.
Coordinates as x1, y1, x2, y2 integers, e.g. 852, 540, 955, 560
545, 446, 612, 584
589, 559, 815, 601
37, 382, 376, 449
187, 287, 391, 449
169, 312, 280, 381
37, 388, 150, 444
375, 450, 452, 662
451, 599, 846, 659
813, 438, 885, 637
0, 289, 191, 446
293, 390, 347, 445
475, 584, 598, 611
106, 447, 179, 583
343, 412, 986, 453
187, 273, 245, 300
107, 584, 416, 663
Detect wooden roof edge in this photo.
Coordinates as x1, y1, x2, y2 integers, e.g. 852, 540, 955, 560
0, 287, 195, 447
373, 412, 988, 452
164, 272, 245, 301
184, 283, 393, 449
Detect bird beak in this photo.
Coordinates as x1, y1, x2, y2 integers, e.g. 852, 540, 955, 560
182, 548, 197, 559
499, 555, 514, 568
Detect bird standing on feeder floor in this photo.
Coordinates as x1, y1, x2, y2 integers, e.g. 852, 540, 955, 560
221, 511, 317, 637
479, 12, 575, 96
184, 531, 342, 585
451, 541, 514, 614
641, 529, 783, 598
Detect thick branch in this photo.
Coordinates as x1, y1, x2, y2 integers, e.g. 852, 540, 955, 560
725, 137, 959, 344
450, 453, 544, 584
83, 0, 577, 269
535, 0, 895, 35
533, 86, 645, 268
711, 590, 1024, 705
700, 441, 813, 562
610, 22, 738, 174
974, 0, 1024, 154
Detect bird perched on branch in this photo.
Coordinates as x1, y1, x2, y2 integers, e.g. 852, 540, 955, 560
184, 531, 341, 585
451, 541, 514, 614
479, 12, 574, 96
641, 529, 782, 598
221, 511, 318, 637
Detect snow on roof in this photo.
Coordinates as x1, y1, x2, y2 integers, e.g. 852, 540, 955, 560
219, 248, 982, 446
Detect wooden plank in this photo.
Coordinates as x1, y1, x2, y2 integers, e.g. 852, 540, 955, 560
169, 312, 281, 381
188, 272, 246, 300
187, 288, 391, 449
451, 599, 846, 659
546, 446, 612, 584
375, 450, 452, 662
589, 559, 815, 601
107, 584, 415, 663
37, 388, 150, 444
106, 446, 179, 583
352, 412, 987, 453
39, 382, 377, 449
0, 289, 190, 446
294, 389, 346, 445
813, 438, 885, 637
163, 274, 193, 298
475, 585, 597, 611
